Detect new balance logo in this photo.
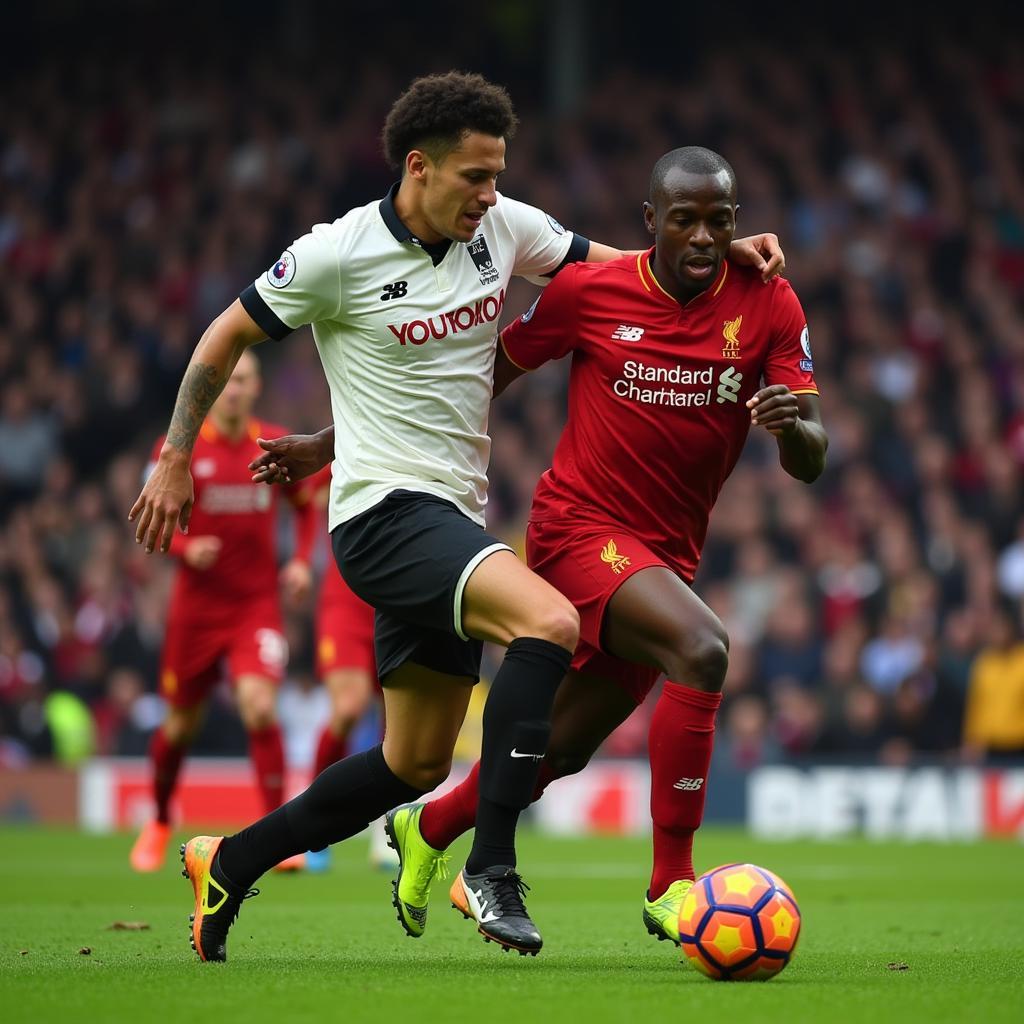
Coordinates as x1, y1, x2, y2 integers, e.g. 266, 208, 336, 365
716, 366, 743, 404
510, 749, 544, 760
611, 324, 645, 341
673, 777, 705, 791
380, 280, 408, 301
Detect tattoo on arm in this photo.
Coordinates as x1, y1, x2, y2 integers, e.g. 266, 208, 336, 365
166, 363, 224, 452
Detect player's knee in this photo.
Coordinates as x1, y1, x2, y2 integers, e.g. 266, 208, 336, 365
545, 749, 591, 781
163, 707, 201, 744
239, 692, 277, 731
522, 599, 580, 652
327, 711, 356, 737
401, 756, 451, 793
328, 677, 372, 723
387, 745, 452, 792
665, 625, 729, 692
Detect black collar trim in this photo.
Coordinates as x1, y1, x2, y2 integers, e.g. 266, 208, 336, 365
379, 182, 415, 242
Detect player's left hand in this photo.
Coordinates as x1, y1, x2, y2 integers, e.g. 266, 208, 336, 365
280, 558, 312, 605
129, 449, 194, 554
729, 233, 785, 282
746, 385, 799, 436
249, 434, 329, 485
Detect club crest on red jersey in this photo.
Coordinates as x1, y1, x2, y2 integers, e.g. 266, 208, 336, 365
600, 538, 632, 575
722, 315, 742, 359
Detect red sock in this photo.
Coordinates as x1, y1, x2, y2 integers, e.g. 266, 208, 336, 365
150, 726, 186, 825
420, 759, 558, 850
313, 726, 349, 779
648, 681, 722, 900
248, 723, 285, 813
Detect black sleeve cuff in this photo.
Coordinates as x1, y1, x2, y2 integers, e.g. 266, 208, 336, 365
240, 283, 293, 341
546, 233, 590, 277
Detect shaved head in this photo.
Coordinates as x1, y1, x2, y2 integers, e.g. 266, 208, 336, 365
643, 146, 739, 303
649, 147, 737, 206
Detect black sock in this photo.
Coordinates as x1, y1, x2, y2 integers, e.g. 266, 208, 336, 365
466, 636, 572, 875
216, 744, 423, 890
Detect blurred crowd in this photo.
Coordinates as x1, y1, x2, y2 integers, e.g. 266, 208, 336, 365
3, 6, 1024, 770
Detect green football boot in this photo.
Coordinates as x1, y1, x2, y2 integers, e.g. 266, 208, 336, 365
642, 878, 694, 945
384, 803, 450, 937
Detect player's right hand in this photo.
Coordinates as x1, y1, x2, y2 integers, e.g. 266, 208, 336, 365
249, 434, 329, 485
129, 451, 195, 554
183, 536, 222, 570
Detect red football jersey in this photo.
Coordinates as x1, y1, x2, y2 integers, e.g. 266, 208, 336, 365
151, 418, 316, 620
501, 249, 819, 581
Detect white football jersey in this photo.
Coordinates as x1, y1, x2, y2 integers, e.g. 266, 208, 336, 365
242, 186, 586, 529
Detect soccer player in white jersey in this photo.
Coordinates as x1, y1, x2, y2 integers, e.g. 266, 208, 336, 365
129, 72, 784, 962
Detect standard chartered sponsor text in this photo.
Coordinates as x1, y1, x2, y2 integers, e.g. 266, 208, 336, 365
613, 360, 715, 407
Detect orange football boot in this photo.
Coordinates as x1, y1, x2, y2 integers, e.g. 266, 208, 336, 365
129, 820, 171, 872
273, 852, 305, 872
180, 835, 259, 962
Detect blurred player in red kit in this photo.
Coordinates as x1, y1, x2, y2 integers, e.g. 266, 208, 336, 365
130, 350, 315, 872
302, 465, 378, 782
297, 465, 392, 872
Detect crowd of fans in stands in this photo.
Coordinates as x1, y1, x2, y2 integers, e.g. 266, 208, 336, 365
2, 13, 1024, 769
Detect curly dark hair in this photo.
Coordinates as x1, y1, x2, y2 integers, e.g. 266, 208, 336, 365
381, 72, 518, 170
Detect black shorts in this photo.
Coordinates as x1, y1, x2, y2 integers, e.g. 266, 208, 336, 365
331, 490, 511, 682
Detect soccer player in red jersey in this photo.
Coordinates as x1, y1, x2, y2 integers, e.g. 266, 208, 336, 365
129, 350, 315, 872
391, 146, 827, 942
246, 146, 822, 944
131, 73, 786, 962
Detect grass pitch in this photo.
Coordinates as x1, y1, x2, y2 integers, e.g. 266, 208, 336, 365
1, 825, 1022, 1024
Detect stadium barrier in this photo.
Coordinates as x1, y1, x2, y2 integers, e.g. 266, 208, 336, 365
0, 764, 78, 824
747, 765, 1024, 841
2, 759, 1021, 842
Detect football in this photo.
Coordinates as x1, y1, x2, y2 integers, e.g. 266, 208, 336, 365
678, 863, 801, 980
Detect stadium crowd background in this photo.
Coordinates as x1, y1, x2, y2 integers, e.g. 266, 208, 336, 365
2, 2, 1024, 774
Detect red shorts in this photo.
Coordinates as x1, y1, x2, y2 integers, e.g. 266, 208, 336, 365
160, 597, 287, 709
316, 566, 377, 680
527, 518, 670, 704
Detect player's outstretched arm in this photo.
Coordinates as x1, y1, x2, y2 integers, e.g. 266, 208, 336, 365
128, 300, 267, 553
747, 388, 827, 483
249, 428, 334, 485
585, 235, 785, 282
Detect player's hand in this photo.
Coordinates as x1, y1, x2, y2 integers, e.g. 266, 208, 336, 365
730, 233, 785, 282
183, 536, 222, 570
280, 558, 312, 605
128, 451, 194, 553
746, 385, 799, 436
249, 434, 328, 485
